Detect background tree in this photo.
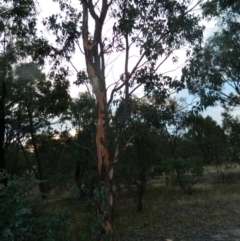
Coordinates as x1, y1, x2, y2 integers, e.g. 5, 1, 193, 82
201, 0, 240, 17
29, 129, 75, 195
182, 0, 240, 110
70, 92, 97, 197
222, 112, 240, 163
154, 97, 189, 158
0, 0, 39, 183
7, 63, 70, 197
115, 97, 161, 212
184, 115, 226, 165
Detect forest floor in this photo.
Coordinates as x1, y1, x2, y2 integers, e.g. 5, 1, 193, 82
115, 184, 240, 240
51, 165, 240, 241
115, 166, 240, 241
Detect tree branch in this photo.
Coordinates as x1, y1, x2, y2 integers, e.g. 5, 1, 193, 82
87, 0, 99, 21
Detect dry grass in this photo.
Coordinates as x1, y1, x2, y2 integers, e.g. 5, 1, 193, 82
114, 165, 240, 240
43, 164, 240, 240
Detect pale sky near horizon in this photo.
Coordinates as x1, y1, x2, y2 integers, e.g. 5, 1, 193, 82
38, 1, 230, 126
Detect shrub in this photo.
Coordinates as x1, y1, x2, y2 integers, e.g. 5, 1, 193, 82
165, 157, 204, 193
0, 174, 74, 241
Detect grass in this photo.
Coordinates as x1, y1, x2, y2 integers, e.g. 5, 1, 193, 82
42, 164, 240, 240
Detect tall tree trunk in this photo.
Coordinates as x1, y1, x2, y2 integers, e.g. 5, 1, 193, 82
84, 42, 114, 241
0, 100, 5, 170
27, 105, 46, 198
95, 90, 114, 236
75, 161, 86, 197
85, 58, 114, 239
0, 81, 7, 186
81, 1, 113, 239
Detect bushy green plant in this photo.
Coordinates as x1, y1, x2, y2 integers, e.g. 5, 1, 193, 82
164, 157, 204, 193
115, 133, 160, 212
0, 174, 76, 241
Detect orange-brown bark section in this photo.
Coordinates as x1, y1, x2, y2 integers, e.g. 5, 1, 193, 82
83, 30, 114, 238
95, 90, 114, 236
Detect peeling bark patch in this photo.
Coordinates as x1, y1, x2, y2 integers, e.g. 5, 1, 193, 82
95, 91, 111, 177
100, 137, 107, 147
109, 167, 113, 181
104, 221, 112, 235
86, 61, 98, 92
109, 192, 113, 206
95, 90, 114, 233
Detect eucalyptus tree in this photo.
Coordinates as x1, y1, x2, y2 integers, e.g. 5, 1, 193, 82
222, 112, 240, 163
182, 0, 240, 110
45, 0, 204, 237
184, 115, 226, 165
70, 92, 97, 196
182, 20, 240, 109
201, 0, 240, 17
0, 0, 41, 182
9, 62, 70, 197
115, 96, 162, 212
153, 97, 190, 158
30, 129, 75, 193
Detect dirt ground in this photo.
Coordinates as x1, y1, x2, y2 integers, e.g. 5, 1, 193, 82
49, 166, 240, 240
117, 227, 240, 241
114, 169, 240, 241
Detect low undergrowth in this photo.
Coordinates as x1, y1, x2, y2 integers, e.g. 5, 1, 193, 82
7, 165, 239, 240
40, 165, 240, 240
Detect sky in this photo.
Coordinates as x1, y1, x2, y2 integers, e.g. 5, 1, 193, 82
38, 0, 227, 126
